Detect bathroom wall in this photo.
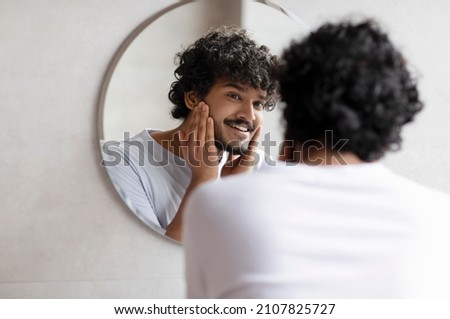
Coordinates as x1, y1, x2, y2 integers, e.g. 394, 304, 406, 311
278, 0, 450, 194
0, 0, 448, 298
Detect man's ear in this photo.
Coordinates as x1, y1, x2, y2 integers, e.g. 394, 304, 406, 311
184, 91, 198, 110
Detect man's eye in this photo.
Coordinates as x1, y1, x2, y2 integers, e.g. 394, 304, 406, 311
228, 93, 241, 100
254, 102, 265, 110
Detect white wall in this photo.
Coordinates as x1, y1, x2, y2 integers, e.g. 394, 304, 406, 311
277, 0, 450, 193
0, 0, 449, 298
0, 0, 183, 298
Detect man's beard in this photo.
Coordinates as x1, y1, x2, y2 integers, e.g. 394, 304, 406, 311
214, 139, 247, 155
213, 119, 254, 155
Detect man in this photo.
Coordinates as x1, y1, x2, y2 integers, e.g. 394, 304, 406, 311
184, 20, 450, 298
102, 26, 279, 241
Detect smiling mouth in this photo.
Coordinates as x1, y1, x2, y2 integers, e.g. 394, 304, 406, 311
224, 120, 254, 134
227, 123, 251, 133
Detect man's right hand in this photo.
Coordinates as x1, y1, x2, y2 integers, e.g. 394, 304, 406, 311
179, 102, 219, 184
166, 103, 219, 241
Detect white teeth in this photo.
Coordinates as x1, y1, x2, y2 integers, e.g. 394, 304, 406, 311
229, 124, 249, 132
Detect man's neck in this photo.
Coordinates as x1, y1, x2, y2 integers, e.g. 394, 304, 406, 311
280, 143, 364, 166
300, 151, 364, 166
149, 127, 182, 158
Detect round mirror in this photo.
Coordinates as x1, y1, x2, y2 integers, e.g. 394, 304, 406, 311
98, 0, 309, 239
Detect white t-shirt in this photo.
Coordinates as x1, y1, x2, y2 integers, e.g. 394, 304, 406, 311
101, 129, 270, 235
184, 162, 450, 298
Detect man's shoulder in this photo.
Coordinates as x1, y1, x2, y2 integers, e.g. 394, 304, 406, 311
384, 168, 450, 206
196, 164, 284, 201
101, 129, 153, 152
101, 128, 190, 176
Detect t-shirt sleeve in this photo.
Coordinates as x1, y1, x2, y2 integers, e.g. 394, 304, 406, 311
100, 140, 164, 235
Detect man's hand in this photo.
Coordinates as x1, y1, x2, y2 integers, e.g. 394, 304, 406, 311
221, 126, 262, 177
166, 102, 219, 241
179, 102, 220, 183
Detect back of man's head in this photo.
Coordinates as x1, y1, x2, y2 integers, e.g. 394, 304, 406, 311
280, 20, 423, 162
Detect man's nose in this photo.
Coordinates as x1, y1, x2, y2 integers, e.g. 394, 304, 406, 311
237, 100, 256, 121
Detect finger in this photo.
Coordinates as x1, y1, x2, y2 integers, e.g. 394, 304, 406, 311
203, 103, 218, 158
205, 117, 219, 163
237, 126, 261, 166
205, 106, 215, 144
247, 126, 262, 152
197, 103, 208, 143
185, 105, 197, 129
252, 125, 262, 140
187, 106, 200, 143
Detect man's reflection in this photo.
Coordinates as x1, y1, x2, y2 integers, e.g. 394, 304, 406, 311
102, 25, 279, 241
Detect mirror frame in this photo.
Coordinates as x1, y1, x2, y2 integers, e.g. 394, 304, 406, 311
97, 1, 196, 140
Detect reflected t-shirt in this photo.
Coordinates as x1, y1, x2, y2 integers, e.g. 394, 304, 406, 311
101, 129, 269, 235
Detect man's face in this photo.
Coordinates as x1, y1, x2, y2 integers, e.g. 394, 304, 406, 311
202, 79, 267, 154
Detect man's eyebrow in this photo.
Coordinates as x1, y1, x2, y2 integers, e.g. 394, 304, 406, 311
224, 82, 245, 91
224, 83, 268, 100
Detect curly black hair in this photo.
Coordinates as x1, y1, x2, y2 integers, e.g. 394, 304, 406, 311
168, 25, 279, 119
280, 20, 423, 162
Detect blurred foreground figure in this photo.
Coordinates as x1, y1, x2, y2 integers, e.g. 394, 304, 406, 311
183, 20, 450, 298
